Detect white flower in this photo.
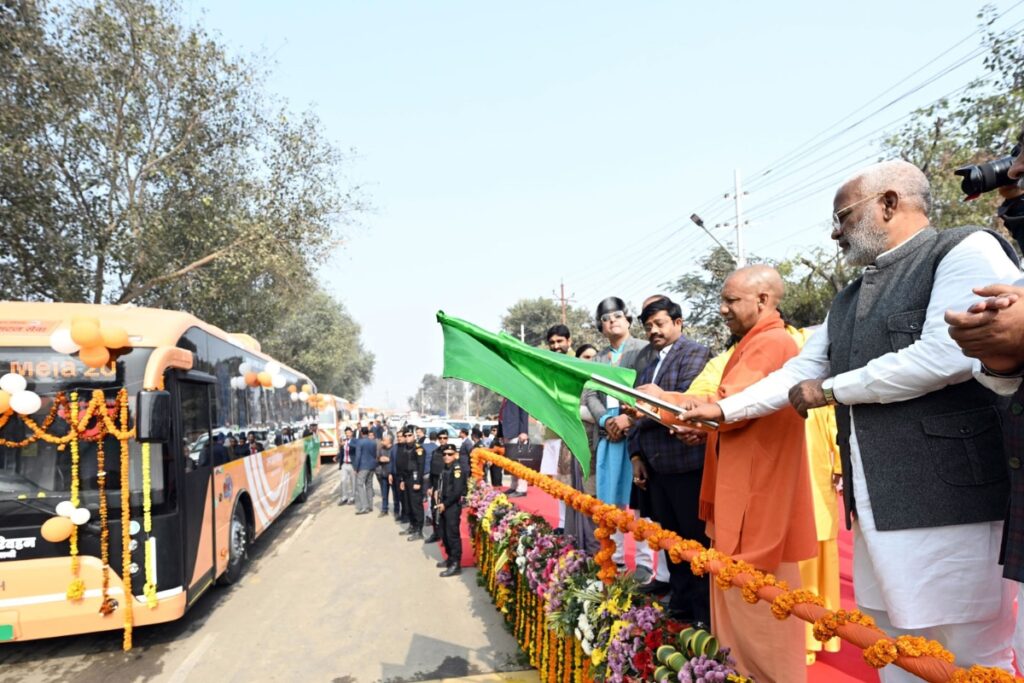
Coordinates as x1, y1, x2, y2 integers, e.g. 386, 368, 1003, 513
581, 639, 592, 655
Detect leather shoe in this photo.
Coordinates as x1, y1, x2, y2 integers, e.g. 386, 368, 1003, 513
440, 566, 462, 577
636, 579, 672, 595
423, 534, 440, 543
436, 560, 451, 568
508, 491, 526, 498
407, 531, 423, 541
552, 527, 565, 536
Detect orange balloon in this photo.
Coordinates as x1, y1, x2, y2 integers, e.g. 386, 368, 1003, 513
70, 317, 102, 348
257, 371, 273, 388
301, 384, 312, 394
244, 372, 259, 387
100, 324, 130, 349
0, 390, 9, 413
41, 516, 74, 543
287, 385, 297, 393
78, 345, 110, 369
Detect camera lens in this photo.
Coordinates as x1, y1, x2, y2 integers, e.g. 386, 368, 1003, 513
955, 154, 1016, 197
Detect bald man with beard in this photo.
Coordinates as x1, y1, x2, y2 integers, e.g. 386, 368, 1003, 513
643, 266, 817, 682
680, 160, 1022, 680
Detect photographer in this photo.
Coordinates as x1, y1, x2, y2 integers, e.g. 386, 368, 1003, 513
945, 127, 1024, 666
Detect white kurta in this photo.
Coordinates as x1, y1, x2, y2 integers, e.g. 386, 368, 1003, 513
718, 230, 1021, 629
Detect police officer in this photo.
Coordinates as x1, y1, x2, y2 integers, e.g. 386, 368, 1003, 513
424, 431, 446, 544
396, 426, 426, 540
436, 443, 466, 577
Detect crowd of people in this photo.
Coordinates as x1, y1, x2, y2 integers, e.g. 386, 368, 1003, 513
334, 420, 481, 577
334, 133, 1024, 681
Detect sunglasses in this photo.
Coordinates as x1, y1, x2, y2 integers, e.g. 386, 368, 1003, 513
600, 311, 626, 323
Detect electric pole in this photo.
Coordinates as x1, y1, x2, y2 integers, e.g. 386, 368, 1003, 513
552, 279, 574, 324
733, 168, 747, 267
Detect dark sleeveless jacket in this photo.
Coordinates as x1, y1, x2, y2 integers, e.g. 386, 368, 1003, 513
827, 226, 1015, 531
1001, 387, 1024, 582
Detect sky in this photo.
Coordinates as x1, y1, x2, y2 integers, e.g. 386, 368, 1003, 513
186, 0, 1022, 411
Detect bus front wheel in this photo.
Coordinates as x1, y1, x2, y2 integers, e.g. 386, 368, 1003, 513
219, 502, 250, 585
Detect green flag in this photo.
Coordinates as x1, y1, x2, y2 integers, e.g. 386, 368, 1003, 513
437, 311, 637, 478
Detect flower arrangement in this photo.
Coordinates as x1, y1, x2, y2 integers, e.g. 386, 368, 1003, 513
465, 474, 750, 683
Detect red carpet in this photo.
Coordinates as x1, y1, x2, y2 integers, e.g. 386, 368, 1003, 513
455, 485, 878, 682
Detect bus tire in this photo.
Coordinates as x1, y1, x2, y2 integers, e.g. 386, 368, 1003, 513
218, 501, 250, 586
296, 462, 312, 503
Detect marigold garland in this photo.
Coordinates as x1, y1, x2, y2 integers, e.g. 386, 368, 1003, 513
117, 388, 135, 651
141, 441, 157, 608
96, 430, 113, 617
66, 392, 84, 601
472, 447, 1007, 683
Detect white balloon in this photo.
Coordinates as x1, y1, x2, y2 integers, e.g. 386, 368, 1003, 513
298, 391, 309, 401
49, 328, 80, 355
272, 374, 287, 389
10, 390, 40, 415
0, 373, 27, 394
265, 361, 281, 376
238, 362, 251, 375
290, 393, 300, 402
129, 520, 141, 536
230, 377, 242, 390
70, 507, 91, 526
56, 500, 76, 518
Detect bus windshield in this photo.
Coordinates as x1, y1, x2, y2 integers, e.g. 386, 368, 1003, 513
0, 347, 170, 522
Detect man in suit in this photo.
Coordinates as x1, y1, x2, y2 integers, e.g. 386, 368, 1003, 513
499, 399, 530, 496
628, 297, 711, 624
351, 427, 378, 515
337, 426, 356, 506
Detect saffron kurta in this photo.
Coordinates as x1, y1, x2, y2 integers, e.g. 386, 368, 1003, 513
699, 310, 817, 570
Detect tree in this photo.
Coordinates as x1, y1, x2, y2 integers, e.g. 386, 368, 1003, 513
0, 0, 364, 306
882, 8, 1024, 232
665, 245, 854, 351
501, 297, 605, 350
260, 289, 374, 400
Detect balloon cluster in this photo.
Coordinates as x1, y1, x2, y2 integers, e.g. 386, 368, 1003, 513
0, 372, 41, 415
287, 383, 313, 402
231, 360, 289, 391
50, 316, 131, 369
40, 500, 92, 543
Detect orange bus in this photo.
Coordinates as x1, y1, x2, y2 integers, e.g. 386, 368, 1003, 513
316, 395, 348, 463
0, 302, 321, 644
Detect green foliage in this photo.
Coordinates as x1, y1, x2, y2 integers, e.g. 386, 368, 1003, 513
501, 297, 606, 350
882, 7, 1024, 232
0, 0, 372, 396
260, 289, 374, 400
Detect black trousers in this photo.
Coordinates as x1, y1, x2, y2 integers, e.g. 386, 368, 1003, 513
647, 468, 710, 623
440, 502, 462, 565
488, 463, 503, 487
401, 472, 425, 531
428, 474, 440, 528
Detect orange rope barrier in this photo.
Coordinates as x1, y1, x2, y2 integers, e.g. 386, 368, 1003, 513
472, 447, 1021, 683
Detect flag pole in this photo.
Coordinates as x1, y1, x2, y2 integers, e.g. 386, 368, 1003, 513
587, 374, 719, 429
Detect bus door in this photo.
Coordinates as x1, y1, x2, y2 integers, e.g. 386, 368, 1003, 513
171, 371, 218, 606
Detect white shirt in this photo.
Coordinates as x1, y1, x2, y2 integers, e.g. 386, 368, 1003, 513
718, 230, 1021, 628
651, 342, 675, 384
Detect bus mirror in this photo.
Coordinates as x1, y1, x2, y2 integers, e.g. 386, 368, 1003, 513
137, 390, 171, 443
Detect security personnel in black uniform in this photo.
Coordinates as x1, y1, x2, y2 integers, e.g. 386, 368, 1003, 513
436, 443, 466, 577
424, 432, 447, 544
396, 426, 426, 540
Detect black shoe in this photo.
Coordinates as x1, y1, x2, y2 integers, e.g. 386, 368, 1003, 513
407, 531, 423, 541
552, 527, 565, 536
424, 534, 440, 543
440, 566, 462, 577
636, 579, 672, 595
508, 491, 526, 498
436, 560, 451, 568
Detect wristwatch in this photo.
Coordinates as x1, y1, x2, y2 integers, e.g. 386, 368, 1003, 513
822, 378, 839, 406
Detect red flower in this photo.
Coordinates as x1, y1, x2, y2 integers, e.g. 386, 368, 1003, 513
644, 629, 664, 650
632, 648, 654, 674
666, 621, 684, 635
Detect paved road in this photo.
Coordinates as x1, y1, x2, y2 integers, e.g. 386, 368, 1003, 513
0, 468, 528, 683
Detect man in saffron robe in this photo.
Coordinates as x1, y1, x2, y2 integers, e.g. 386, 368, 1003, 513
642, 265, 817, 683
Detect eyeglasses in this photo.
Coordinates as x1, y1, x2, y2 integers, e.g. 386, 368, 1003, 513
600, 311, 626, 323
832, 192, 884, 231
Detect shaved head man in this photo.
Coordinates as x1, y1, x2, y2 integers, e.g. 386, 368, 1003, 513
719, 266, 785, 338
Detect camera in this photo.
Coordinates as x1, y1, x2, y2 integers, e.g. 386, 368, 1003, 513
954, 144, 1022, 198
